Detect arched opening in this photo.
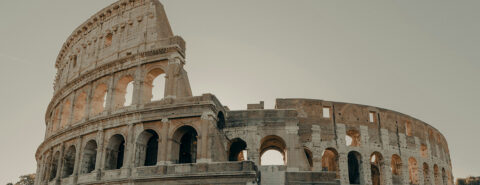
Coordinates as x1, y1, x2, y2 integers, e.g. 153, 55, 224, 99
408, 157, 419, 185
442, 168, 447, 185
228, 138, 247, 161
62, 145, 76, 178
144, 68, 165, 102
113, 75, 134, 109
49, 151, 60, 181
105, 134, 125, 170
370, 152, 384, 185
260, 135, 287, 166
420, 144, 428, 158
321, 148, 339, 177
91, 84, 108, 116
52, 108, 60, 132
105, 33, 113, 47
423, 163, 431, 185
391, 154, 403, 185
135, 129, 159, 167
217, 112, 225, 129
73, 92, 87, 123
434, 165, 440, 185
60, 100, 71, 128
346, 130, 361, 147
348, 151, 363, 184
304, 147, 313, 169
80, 140, 97, 174
171, 126, 198, 164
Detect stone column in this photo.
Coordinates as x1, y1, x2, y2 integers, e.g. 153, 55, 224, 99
55, 143, 65, 183
311, 125, 322, 171
383, 154, 393, 185
72, 136, 83, 184
105, 76, 115, 113
198, 111, 213, 163
158, 118, 170, 164
285, 121, 300, 171
95, 128, 105, 181
335, 123, 349, 185
124, 123, 135, 176
131, 66, 142, 106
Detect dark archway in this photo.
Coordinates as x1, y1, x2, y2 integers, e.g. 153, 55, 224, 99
348, 151, 362, 184
105, 134, 125, 170
49, 151, 60, 181
62, 145, 76, 178
81, 140, 97, 174
135, 129, 159, 166
217, 112, 225, 129
229, 138, 247, 161
172, 126, 198, 164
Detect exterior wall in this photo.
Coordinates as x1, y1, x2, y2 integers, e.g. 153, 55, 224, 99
35, 1, 452, 185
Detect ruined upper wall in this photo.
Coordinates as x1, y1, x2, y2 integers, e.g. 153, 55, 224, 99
53, 0, 183, 92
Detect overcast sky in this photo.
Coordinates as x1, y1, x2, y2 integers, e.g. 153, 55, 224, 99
0, 0, 479, 184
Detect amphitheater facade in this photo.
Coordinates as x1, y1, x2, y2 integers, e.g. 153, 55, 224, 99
34, 1, 454, 185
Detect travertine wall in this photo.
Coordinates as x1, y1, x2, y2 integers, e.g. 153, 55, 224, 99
34, 1, 452, 185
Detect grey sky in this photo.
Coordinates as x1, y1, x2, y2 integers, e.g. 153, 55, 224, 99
0, 0, 478, 183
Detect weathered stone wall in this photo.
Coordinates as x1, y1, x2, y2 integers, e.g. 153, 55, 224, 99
35, 1, 452, 185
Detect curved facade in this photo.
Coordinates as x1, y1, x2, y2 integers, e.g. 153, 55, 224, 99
34, 1, 453, 185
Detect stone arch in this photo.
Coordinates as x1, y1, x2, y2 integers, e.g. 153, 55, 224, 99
80, 140, 97, 174
62, 145, 76, 178
423, 163, 431, 185
408, 157, 419, 185
217, 111, 225, 129
135, 129, 159, 167
49, 151, 60, 181
90, 83, 108, 116
347, 151, 363, 184
370, 152, 384, 185
105, 134, 125, 170
228, 138, 247, 161
259, 135, 287, 166
346, 129, 361, 147
321, 148, 339, 177
420, 144, 428, 158
434, 164, 440, 185
391, 154, 403, 184
171, 125, 198, 164
73, 91, 87, 123
113, 75, 134, 109
442, 168, 447, 185
143, 68, 165, 103
304, 147, 313, 169
60, 100, 72, 128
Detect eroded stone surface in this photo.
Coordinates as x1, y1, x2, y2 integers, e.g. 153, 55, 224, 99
34, 1, 453, 185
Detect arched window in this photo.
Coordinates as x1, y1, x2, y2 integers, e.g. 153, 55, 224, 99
62, 145, 76, 178
73, 92, 87, 123
346, 130, 361, 146
49, 151, 60, 181
60, 100, 71, 128
434, 165, 440, 185
348, 151, 363, 184
304, 147, 313, 169
442, 168, 447, 185
321, 148, 339, 177
423, 163, 431, 185
408, 157, 419, 185
105, 33, 113, 47
52, 108, 60, 132
391, 154, 403, 184
171, 126, 198, 164
260, 135, 287, 166
113, 76, 134, 109
144, 68, 165, 102
105, 134, 125, 170
135, 129, 159, 167
228, 138, 247, 161
80, 140, 97, 174
91, 84, 108, 116
370, 152, 384, 185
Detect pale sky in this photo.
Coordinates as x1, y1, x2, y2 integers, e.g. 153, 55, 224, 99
0, 0, 479, 184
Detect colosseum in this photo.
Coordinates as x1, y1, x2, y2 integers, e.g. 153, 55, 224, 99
34, 1, 454, 185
